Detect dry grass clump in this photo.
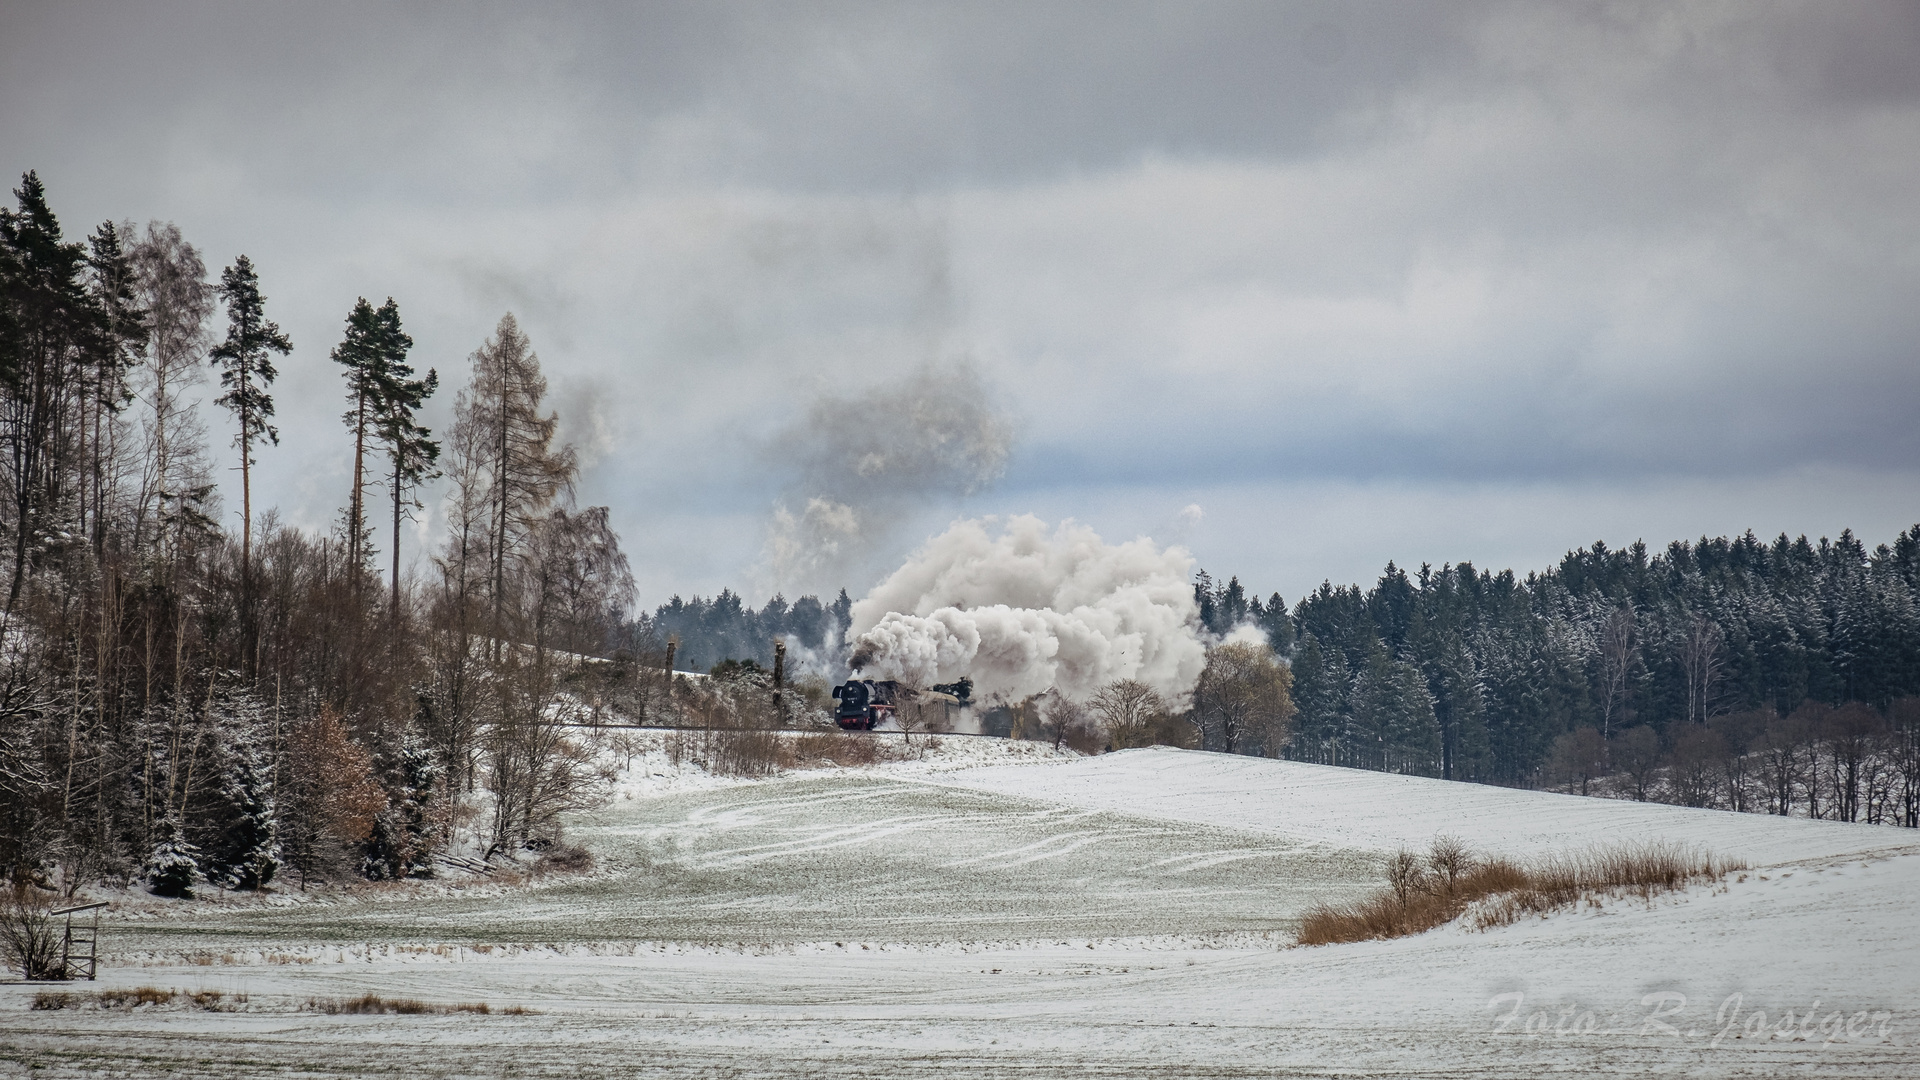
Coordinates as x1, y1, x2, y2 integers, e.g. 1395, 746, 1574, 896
781, 732, 906, 769
1470, 842, 1740, 930
667, 727, 789, 777
709, 728, 785, 777
35, 989, 513, 1015
534, 842, 594, 874
103, 986, 180, 1008
1297, 837, 1739, 946
664, 728, 912, 777
305, 993, 500, 1015
32, 986, 243, 1011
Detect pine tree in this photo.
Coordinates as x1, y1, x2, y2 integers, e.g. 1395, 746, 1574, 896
363, 738, 436, 880
830, 588, 854, 648
1219, 575, 1249, 629
143, 815, 202, 898
209, 254, 289, 581
1350, 649, 1441, 775
1256, 592, 1295, 654
0, 171, 100, 605
1192, 569, 1217, 634
331, 297, 383, 579
367, 299, 437, 628
208, 689, 279, 889
1287, 633, 1346, 764
82, 221, 144, 556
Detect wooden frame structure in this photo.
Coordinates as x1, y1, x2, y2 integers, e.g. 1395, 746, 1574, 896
50, 901, 105, 981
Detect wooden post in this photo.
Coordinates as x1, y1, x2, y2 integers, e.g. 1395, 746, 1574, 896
772, 639, 786, 724
663, 637, 677, 703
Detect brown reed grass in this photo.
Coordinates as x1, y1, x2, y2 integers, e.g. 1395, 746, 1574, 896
781, 732, 900, 768
1296, 838, 1739, 946
306, 993, 495, 1015
31, 986, 246, 1011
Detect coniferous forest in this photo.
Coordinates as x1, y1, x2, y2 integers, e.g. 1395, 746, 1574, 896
1188, 530, 1920, 829
3, 169, 1916, 905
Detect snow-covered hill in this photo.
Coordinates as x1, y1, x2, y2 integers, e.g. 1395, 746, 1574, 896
937, 746, 1918, 866
6, 744, 1916, 1078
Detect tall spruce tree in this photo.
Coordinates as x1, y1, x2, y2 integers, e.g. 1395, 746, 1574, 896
209, 255, 289, 579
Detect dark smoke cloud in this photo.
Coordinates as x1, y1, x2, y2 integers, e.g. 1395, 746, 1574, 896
764, 361, 1015, 596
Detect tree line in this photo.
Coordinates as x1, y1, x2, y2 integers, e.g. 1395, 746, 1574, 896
646, 589, 852, 674
0, 172, 643, 897
1188, 526, 1920, 826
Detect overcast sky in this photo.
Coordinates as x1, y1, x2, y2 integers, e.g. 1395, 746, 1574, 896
5, 1, 1918, 608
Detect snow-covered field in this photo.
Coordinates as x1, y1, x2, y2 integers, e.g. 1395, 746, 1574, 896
6, 739, 1918, 1077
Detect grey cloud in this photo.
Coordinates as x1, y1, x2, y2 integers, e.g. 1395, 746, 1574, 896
5, 1, 1916, 604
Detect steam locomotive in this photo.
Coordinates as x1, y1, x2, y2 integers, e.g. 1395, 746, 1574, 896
831, 679, 898, 730
831, 678, 972, 731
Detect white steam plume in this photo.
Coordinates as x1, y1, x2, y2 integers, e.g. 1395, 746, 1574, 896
846, 516, 1207, 705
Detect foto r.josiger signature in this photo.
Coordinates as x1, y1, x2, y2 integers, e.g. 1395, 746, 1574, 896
1490, 991, 1898, 1048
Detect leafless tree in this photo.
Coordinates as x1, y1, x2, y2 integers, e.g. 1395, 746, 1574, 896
1708, 710, 1768, 813
1385, 849, 1429, 912
1822, 703, 1886, 823
1595, 604, 1635, 737
529, 506, 634, 658
1193, 643, 1295, 756
1611, 725, 1663, 802
1548, 727, 1607, 796
1889, 698, 1920, 828
1758, 711, 1812, 816
483, 654, 605, 856
124, 221, 216, 557
1038, 691, 1094, 751
452, 315, 576, 655
1664, 725, 1727, 808
0, 885, 63, 979
1677, 612, 1725, 725
1426, 835, 1474, 897
1089, 679, 1166, 749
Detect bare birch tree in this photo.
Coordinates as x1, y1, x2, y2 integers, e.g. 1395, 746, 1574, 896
1596, 604, 1634, 737
127, 222, 216, 571
1677, 612, 1725, 725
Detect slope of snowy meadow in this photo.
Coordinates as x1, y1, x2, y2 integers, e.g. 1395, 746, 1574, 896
6, 740, 1917, 1077
938, 746, 1913, 866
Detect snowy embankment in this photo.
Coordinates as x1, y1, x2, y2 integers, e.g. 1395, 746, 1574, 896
606, 729, 1079, 802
